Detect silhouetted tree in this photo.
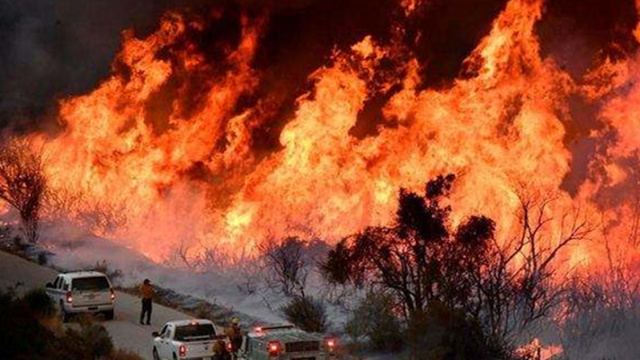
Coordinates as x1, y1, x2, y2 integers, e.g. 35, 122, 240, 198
0, 138, 47, 243
322, 175, 592, 357
322, 174, 493, 316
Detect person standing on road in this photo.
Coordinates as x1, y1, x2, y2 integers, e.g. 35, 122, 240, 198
225, 317, 244, 358
139, 279, 154, 325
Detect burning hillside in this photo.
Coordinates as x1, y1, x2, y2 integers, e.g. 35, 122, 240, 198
1, 0, 639, 270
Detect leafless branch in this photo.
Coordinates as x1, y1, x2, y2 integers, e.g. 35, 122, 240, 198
0, 138, 47, 243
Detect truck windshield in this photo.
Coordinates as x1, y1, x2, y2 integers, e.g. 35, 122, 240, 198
72, 276, 110, 291
175, 323, 216, 341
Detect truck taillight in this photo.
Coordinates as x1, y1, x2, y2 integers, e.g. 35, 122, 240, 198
267, 341, 281, 356
226, 341, 233, 351
178, 344, 187, 357
110, 288, 116, 301
325, 337, 337, 354
66, 291, 73, 303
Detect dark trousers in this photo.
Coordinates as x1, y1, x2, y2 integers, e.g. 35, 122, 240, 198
140, 298, 152, 324
231, 338, 242, 353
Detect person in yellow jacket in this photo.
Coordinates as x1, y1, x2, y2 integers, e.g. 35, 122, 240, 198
139, 279, 154, 325
225, 317, 244, 355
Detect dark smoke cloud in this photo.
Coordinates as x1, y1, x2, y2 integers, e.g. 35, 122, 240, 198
0, 0, 193, 133
536, 0, 639, 194
0, 0, 398, 135
0, 0, 638, 140
539, 0, 638, 78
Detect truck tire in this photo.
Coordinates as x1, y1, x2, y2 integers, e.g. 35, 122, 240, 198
59, 301, 70, 323
152, 347, 160, 360
104, 309, 115, 320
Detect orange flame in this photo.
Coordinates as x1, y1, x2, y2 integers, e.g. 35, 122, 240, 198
19, 0, 640, 267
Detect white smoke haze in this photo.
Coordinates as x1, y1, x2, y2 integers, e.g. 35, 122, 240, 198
32, 220, 341, 327
23, 219, 640, 360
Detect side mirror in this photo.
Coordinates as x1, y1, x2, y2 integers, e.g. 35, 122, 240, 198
152, 331, 160, 337
45, 282, 53, 288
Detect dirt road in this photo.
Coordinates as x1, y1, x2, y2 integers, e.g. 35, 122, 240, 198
0, 250, 192, 360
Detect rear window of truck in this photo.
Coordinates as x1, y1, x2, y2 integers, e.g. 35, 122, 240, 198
175, 324, 216, 341
72, 276, 110, 291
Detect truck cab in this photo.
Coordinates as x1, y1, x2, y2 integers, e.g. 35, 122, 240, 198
152, 319, 226, 360
45, 271, 116, 322
242, 325, 337, 360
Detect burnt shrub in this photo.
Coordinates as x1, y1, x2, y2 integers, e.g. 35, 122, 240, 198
345, 290, 403, 352
259, 236, 309, 296
281, 296, 328, 333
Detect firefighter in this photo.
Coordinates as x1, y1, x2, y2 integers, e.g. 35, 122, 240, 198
212, 339, 231, 360
139, 279, 154, 325
225, 317, 244, 357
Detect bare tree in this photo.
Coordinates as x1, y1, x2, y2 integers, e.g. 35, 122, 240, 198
474, 191, 593, 345
0, 138, 47, 243
259, 236, 309, 297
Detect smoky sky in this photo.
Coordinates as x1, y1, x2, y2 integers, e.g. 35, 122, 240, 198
0, 0, 637, 135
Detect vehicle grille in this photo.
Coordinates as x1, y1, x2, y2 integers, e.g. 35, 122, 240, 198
285, 341, 320, 353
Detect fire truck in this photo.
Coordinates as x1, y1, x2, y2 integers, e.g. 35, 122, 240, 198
241, 325, 337, 360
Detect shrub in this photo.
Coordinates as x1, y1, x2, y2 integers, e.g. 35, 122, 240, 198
281, 296, 328, 333
0, 291, 51, 358
37, 252, 48, 265
345, 290, 403, 352
259, 236, 309, 296
0, 290, 138, 360
407, 302, 504, 360
12, 235, 27, 252
23, 288, 55, 318
58, 322, 114, 359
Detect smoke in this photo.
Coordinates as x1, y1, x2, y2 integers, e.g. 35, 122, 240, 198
2, 0, 637, 143
0, 0, 192, 132
0, 0, 613, 134
534, 0, 640, 195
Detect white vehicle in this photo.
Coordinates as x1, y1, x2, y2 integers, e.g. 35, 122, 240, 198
45, 271, 116, 322
152, 319, 226, 360
242, 325, 337, 360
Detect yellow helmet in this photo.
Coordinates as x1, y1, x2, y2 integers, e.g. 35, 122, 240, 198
231, 317, 240, 325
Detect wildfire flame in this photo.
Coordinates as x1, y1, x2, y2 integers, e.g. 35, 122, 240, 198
21, 0, 640, 266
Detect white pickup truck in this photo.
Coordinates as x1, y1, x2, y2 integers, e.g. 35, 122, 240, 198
45, 271, 116, 322
152, 319, 227, 360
